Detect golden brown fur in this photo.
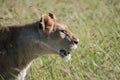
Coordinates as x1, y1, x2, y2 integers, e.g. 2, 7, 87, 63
0, 13, 79, 80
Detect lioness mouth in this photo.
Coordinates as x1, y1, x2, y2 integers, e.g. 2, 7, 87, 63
59, 49, 70, 56
59, 49, 71, 62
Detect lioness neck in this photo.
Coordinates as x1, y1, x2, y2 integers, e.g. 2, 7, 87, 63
0, 21, 46, 80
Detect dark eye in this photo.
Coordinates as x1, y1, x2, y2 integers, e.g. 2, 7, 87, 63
60, 30, 65, 33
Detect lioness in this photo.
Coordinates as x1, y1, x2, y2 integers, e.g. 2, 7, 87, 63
0, 13, 79, 80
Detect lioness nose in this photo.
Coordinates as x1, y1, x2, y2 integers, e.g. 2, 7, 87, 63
73, 39, 79, 44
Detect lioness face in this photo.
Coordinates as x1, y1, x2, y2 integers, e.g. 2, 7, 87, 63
40, 13, 79, 61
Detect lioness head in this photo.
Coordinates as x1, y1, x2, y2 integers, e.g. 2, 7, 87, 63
39, 13, 79, 61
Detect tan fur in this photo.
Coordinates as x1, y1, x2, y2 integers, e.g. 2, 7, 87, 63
0, 13, 79, 80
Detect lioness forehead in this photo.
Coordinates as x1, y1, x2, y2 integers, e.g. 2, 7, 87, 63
54, 22, 68, 30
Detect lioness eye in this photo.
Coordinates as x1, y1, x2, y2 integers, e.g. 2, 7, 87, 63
60, 30, 65, 33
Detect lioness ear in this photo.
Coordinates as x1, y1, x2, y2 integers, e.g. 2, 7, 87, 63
40, 15, 54, 32
48, 13, 57, 19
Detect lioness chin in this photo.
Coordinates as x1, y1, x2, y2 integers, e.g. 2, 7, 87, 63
0, 13, 79, 80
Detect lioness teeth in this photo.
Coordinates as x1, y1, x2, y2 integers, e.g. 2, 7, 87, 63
59, 49, 71, 62
63, 54, 71, 62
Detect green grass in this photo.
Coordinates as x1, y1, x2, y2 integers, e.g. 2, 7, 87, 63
0, 0, 120, 80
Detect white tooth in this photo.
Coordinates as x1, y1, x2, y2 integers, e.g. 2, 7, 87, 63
71, 44, 77, 50
63, 54, 71, 62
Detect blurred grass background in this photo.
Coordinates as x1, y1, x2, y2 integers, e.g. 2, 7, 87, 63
0, 0, 120, 80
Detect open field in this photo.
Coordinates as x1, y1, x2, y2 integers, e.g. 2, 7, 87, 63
0, 0, 120, 80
